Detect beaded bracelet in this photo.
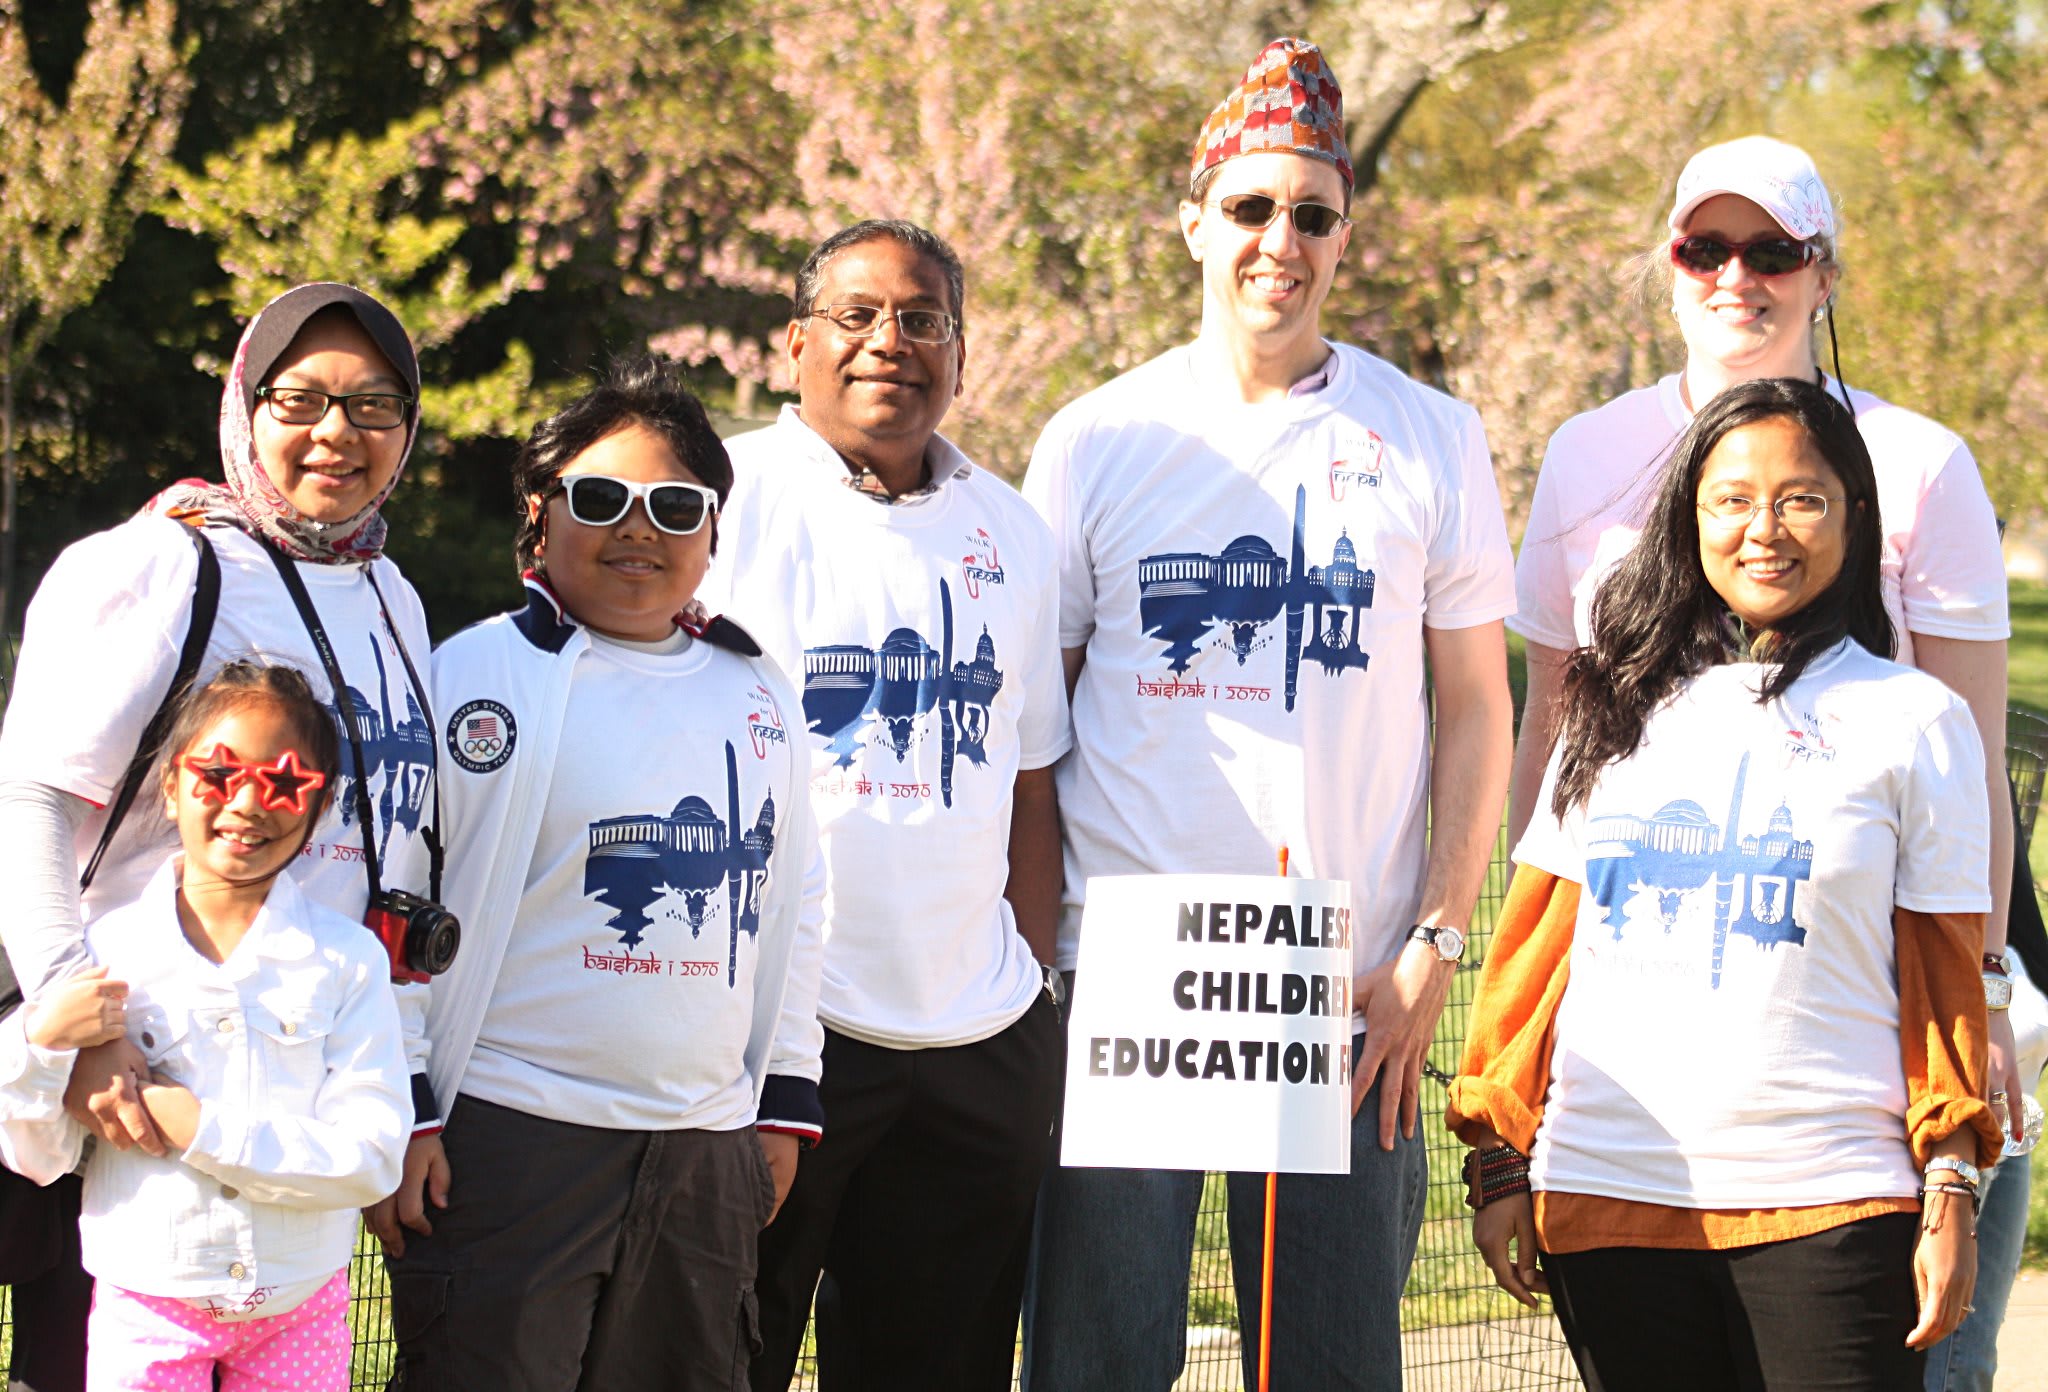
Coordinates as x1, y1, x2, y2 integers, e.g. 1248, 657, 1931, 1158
1463, 1143, 1531, 1210
1921, 1181, 1984, 1217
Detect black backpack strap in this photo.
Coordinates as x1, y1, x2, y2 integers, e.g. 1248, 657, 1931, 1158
0, 525, 219, 1021
79, 524, 220, 893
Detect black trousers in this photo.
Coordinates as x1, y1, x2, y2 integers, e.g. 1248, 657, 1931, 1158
1542, 1212, 1926, 1392
751, 995, 1063, 1392
0, 1168, 91, 1392
386, 1096, 775, 1392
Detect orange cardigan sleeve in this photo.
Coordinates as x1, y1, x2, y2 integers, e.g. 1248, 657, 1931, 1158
1896, 905, 2003, 1170
1444, 868, 1579, 1155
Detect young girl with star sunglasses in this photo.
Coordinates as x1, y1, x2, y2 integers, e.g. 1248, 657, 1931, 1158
0, 661, 411, 1391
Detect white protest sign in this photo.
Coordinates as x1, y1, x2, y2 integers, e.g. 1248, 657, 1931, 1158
1060, 873, 1354, 1174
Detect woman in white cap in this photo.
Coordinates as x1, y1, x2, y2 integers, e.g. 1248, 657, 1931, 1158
1505, 139, 2022, 1376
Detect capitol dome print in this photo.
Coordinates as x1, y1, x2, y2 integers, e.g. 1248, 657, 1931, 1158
670, 795, 719, 829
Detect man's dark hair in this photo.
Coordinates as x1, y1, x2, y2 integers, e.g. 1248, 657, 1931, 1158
792, 220, 966, 326
1552, 375, 1890, 818
511, 354, 732, 571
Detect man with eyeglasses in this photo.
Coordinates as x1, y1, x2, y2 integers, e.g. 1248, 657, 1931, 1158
700, 219, 1068, 1391
1018, 37, 1515, 1391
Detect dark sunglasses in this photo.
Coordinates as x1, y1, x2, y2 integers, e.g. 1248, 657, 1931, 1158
1211, 193, 1349, 240
549, 475, 719, 535
1668, 234, 1821, 279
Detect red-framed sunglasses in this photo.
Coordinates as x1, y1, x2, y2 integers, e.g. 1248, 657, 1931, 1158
1669, 234, 1821, 279
181, 744, 329, 817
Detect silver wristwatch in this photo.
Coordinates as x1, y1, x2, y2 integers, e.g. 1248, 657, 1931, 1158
1407, 923, 1466, 964
1924, 1155, 1983, 1189
1042, 963, 1068, 1009
1985, 971, 2014, 1012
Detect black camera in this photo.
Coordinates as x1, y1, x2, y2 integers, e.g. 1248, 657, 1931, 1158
365, 889, 461, 984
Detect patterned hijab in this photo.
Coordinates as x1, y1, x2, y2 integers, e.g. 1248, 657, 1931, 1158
149, 283, 421, 563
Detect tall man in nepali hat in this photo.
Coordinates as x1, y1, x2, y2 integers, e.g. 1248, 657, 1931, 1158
1019, 37, 1516, 1391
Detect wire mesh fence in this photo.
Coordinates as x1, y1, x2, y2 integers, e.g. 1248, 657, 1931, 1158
0, 802, 1582, 1390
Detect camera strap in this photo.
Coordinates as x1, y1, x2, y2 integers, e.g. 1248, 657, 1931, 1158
361, 566, 446, 905
256, 535, 433, 904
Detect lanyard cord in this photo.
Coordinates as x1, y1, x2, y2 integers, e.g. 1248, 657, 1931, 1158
361, 566, 446, 903
255, 538, 438, 902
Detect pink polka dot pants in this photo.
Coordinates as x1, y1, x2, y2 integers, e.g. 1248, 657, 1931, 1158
86, 1270, 349, 1391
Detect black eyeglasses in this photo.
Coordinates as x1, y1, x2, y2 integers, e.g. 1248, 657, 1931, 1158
805, 304, 958, 344
548, 475, 719, 535
1669, 235, 1821, 279
255, 386, 415, 430
1209, 193, 1349, 240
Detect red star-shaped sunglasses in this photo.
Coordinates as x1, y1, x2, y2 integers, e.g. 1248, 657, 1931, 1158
181, 744, 328, 818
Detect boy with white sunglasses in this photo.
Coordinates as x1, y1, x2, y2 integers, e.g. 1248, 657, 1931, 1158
382, 355, 827, 1391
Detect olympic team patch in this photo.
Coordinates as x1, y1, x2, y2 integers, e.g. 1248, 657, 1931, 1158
447, 699, 517, 773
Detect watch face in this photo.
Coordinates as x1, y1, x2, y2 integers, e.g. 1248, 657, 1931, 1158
1987, 975, 2015, 1009
1435, 926, 1466, 962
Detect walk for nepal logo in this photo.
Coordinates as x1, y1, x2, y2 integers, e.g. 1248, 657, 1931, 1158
746, 685, 787, 760
798, 577, 1003, 806
1583, 752, 1814, 989
1326, 432, 1386, 500
1781, 712, 1837, 764
961, 527, 1005, 598
581, 741, 775, 987
445, 698, 517, 775
1135, 484, 1372, 712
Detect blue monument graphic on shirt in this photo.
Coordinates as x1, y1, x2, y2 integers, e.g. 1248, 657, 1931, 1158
582, 741, 776, 986
799, 578, 1003, 808
1583, 752, 1814, 988
328, 638, 435, 843
1135, 484, 1373, 710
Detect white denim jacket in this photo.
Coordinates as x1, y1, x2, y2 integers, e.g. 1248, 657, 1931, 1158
0, 859, 411, 1314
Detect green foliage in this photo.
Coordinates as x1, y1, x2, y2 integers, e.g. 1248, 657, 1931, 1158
162, 111, 525, 353
4, 0, 2047, 630
0, 0, 189, 364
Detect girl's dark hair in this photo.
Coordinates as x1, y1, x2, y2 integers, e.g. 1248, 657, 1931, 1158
511, 354, 732, 572
1551, 376, 1891, 818
160, 661, 341, 835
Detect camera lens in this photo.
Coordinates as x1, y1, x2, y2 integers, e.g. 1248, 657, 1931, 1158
406, 905, 462, 977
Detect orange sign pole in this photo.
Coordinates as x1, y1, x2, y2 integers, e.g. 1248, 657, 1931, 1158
1259, 846, 1289, 1392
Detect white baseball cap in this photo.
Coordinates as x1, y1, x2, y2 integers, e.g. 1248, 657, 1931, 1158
1667, 136, 1837, 240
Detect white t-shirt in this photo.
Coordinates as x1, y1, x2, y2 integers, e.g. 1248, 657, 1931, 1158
703, 409, 1070, 1048
0, 518, 437, 994
1512, 375, 2010, 663
1023, 342, 1517, 979
462, 636, 803, 1129
1516, 640, 1991, 1209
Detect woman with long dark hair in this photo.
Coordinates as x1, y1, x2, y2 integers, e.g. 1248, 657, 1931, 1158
1453, 377, 2001, 1390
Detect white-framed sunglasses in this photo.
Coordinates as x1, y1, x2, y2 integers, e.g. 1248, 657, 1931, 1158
548, 475, 719, 535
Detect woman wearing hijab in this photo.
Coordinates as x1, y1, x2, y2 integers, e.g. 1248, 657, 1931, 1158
1454, 377, 2001, 1390
0, 282, 441, 1391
